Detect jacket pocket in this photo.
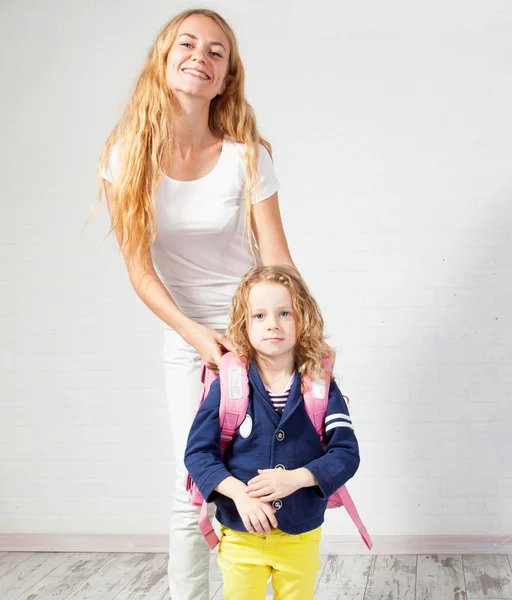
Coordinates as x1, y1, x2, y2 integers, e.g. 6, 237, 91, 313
216, 495, 240, 519
301, 486, 328, 516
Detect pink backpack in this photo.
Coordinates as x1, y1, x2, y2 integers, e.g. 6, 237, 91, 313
186, 352, 372, 551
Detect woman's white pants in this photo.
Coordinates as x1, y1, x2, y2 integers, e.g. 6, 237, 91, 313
164, 327, 218, 600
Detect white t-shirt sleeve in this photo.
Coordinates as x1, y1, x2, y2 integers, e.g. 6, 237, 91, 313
101, 143, 121, 183
252, 144, 281, 204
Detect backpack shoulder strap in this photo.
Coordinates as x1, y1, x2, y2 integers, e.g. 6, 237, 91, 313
200, 362, 219, 403
302, 357, 332, 443
330, 486, 373, 550
218, 352, 250, 449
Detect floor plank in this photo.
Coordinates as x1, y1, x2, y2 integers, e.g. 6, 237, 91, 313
364, 555, 417, 600
0, 553, 74, 600
314, 587, 365, 600
0, 553, 34, 580
416, 555, 466, 600
13, 553, 113, 600
463, 555, 512, 600
64, 553, 154, 600
1, 551, 512, 600
316, 554, 373, 600
110, 554, 168, 600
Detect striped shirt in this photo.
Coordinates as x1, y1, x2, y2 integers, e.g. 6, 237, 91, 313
264, 373, 295, 415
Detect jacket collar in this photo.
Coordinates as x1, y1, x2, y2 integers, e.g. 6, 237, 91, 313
248, 361, 303, 422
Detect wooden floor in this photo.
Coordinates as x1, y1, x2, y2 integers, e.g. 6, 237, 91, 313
0, 551, 511, 599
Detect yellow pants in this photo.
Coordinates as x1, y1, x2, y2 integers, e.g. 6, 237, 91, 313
217, 525, 322, 600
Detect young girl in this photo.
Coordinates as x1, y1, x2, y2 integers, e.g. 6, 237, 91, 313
184, 265, 360, 600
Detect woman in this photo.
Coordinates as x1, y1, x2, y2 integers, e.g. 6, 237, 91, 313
97, 8, 295, 600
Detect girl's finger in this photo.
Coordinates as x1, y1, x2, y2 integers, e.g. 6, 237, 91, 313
257, 511, 272, 534
250, 514, 264, 536
257, 470, 272, 478
247, 480, 264, 490
262, 504, 278, 528
259, 494, 277, 502
242, 516, 254, 534
248, 486, 272, 497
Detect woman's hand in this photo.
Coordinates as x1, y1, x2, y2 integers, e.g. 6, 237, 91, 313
233, 490, 278, 535
183, 322, 233, 371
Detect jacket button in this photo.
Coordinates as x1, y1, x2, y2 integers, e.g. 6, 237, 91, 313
272, 499, 283, 510
276, 430, 285, 441
275, 464, 286, 470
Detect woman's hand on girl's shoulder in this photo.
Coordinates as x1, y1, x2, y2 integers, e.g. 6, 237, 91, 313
183, 322, 233, 372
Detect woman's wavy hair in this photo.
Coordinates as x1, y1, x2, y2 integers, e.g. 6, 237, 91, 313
96, 8, 271, 264
228, 265, 334, 386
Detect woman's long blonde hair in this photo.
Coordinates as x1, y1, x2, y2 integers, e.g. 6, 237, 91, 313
96, 8, 271, 264
228, 265, 334, 385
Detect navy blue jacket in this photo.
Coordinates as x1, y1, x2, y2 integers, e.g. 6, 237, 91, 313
184, 362, 360, 535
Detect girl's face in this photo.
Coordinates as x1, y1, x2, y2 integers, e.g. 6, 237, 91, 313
166, 14, 230, 102
247, 282, 297, 363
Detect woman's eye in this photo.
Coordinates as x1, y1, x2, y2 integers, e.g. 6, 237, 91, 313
179, 43, 221, 58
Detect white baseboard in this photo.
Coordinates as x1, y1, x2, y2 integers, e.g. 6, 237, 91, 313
321, 534, 512, 554
1, 533, 511, 554
0, 534, 166, 554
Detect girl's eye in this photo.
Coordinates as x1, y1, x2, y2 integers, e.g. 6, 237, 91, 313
280, 311, 291, 317
253, 314, 264, 320
180, 42, 193, 48
210, 51, 222, 58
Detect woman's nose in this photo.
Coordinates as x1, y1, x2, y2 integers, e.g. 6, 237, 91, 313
192, 46, 207, 63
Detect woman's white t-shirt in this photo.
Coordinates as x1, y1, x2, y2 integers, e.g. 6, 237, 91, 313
101, 139, 280, 329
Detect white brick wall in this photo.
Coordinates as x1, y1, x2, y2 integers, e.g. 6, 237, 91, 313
1, 0, 511, 540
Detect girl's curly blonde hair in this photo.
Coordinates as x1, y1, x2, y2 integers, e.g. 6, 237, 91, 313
227, 265, 334, 385
96, 8, 270, 265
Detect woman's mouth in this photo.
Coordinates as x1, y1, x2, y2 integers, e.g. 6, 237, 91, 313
182, 68, 210, 80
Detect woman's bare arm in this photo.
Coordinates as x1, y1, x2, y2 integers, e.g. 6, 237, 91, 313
251, 192, 296, 269
103, 180, 192, 336
103, 180, 231, 368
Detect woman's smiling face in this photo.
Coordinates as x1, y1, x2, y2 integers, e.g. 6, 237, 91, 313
166, 14, 230, 101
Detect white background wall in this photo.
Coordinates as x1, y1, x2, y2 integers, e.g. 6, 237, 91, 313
1, 0, 511, 542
